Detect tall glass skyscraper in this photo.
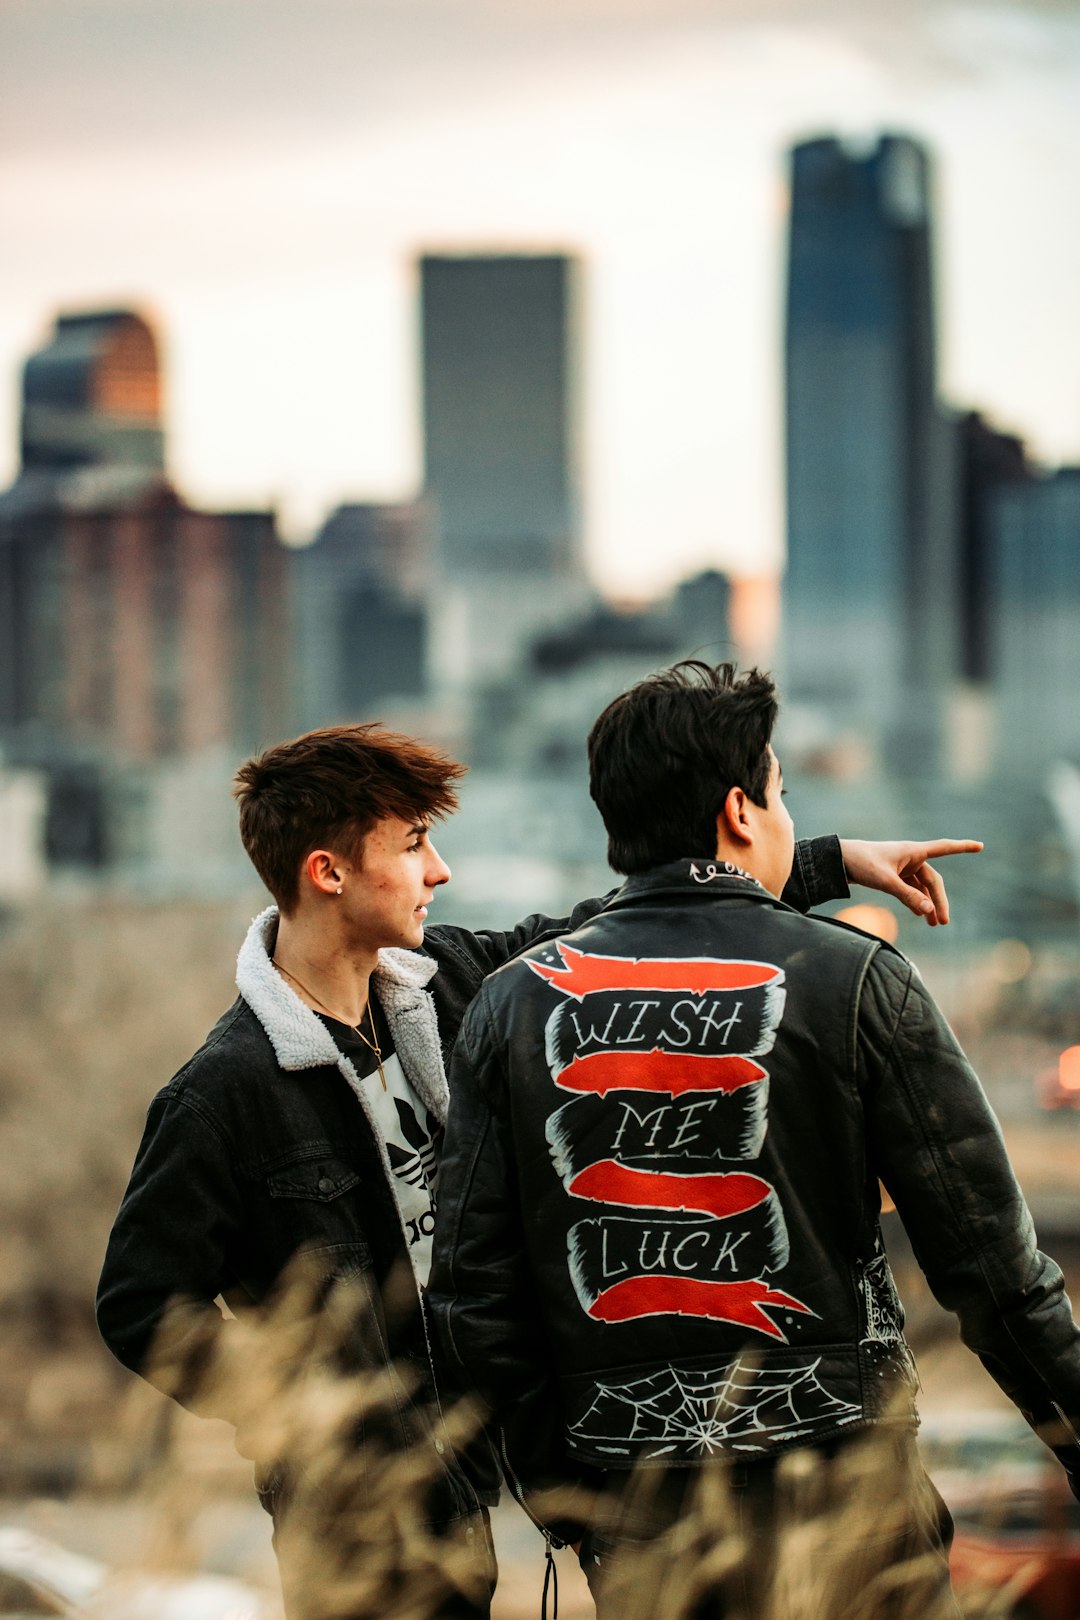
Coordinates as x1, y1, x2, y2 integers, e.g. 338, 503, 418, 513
783, 135, 953, 764
421, 254, 581, 577
420, 255, 587, 690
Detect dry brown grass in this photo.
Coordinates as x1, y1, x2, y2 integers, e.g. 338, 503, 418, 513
128, 1268, 1025, 1620
0, 892, 260, 1475
0, 893, 257, 1322
550, 1433, 1001, 1620
0, 896, 1068, 1617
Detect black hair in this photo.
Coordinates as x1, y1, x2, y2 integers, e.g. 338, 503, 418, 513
587, 660, 778, 875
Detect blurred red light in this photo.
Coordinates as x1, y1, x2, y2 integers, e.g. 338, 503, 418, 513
1060, 1047, 1080, 1092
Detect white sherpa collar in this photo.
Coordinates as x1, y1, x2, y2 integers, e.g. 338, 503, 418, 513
235, 907, 450, 1124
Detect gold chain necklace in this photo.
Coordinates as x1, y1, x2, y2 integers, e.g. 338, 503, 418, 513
272, 959, 387, 1089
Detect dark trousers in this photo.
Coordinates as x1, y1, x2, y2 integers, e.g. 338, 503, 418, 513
578, 1431, 960, 1620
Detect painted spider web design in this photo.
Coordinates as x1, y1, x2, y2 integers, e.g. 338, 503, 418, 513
569, 1357, 862, 1459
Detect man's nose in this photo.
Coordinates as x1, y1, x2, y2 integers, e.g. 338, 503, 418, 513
427, 843, 451, 887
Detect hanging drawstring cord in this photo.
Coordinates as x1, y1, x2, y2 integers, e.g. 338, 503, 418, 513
541, 1531, 559, 1620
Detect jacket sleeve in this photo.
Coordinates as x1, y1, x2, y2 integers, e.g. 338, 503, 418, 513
860, 948, 1080, 1478
97, 1091, 244, 1424
447, 893, 617, 978
435, 835, 848, 979
783, 834, 849, 912
427, 991, 592, 1537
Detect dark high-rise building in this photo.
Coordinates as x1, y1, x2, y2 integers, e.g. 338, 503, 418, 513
783, 135, 952, 762
954, 411, 1031, 683
421, 254, 580, 577
993, 468, 1080, 776
420, 254, 587, 689
291, 502, 433, 729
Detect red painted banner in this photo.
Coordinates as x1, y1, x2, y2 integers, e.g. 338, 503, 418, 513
554, 1050, 768, 1098
528, 943, 782, 1001
567, 1159, 772, 1220
587, 1276, 812, 1336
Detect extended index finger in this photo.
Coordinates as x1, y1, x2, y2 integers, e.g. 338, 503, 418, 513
917, 839, 984, 859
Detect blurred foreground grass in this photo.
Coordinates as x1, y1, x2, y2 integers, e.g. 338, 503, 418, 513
0, 892, 257, 1488
0, 895, 1076, 1618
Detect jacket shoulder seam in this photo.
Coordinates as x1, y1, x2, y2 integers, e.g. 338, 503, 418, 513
848, 940, 884, 1084
152, 1087, 234, 1153
877, 956, 913, 1071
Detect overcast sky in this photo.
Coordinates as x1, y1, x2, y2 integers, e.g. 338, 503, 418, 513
3, 0, 1079, 595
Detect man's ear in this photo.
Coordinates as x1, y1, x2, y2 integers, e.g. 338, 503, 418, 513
304, 848, 345, 897
716, 786, 754, 854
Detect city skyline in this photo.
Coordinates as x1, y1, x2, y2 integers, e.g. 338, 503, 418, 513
3, 0, 1079, 596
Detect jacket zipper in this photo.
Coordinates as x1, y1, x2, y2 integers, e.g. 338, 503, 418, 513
1052, 1400, 1080, 1447
497, 1428, 567, 1549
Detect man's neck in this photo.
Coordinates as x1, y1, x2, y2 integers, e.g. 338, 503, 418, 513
712, 845, 778, 898
271, 910, 376, 1027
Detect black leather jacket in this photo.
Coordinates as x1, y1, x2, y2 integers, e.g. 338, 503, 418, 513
429, 860, 1080, 1511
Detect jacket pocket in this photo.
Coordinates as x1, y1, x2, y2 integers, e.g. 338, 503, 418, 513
257, 1150, 373, 1275
267, 1155, 361, 1200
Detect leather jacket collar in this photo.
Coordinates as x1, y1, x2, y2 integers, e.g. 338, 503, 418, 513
607, 858, 790, 911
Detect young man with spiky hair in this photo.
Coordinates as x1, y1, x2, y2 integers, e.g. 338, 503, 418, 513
428, 663, 1080, 1618
98, 718, 978, 1619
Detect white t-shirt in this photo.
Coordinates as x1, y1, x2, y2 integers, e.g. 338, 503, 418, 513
357, 1049, 440, 1286
317, 1009, 442, 1287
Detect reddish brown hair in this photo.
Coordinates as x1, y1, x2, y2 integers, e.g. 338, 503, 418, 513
233, 724, 466, 912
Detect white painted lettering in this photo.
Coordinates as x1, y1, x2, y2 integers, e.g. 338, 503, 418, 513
712, 1231, 750, 1272
638, 1229, 670, 1270
569, 1002, 624, 1047
657, 999, 694, 1047
612, 1101, 671, 1151
700, 999, 743, 1045
669, 1098, 717, 1150
618, 999, 661, 1043
672, 1231, 711, 1270
601, 1228, 630, 1279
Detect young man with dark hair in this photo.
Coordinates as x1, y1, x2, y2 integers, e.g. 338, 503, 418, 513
98, 716, 980, 1619
428, 662, 1080, 1617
